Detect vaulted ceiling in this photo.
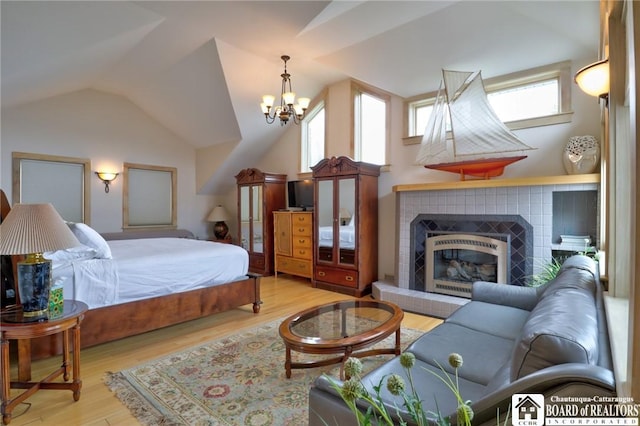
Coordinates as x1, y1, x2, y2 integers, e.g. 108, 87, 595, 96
1, 1, 600, 193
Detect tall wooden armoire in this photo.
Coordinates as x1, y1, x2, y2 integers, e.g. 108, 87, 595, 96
235, 168, 286, 275
311, 156, 381, 296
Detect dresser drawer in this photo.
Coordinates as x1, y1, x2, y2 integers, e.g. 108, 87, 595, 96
292, 222, 312, 237
292, 243, 313, 260
315, 266, 358, 288
278, 257, 312, 278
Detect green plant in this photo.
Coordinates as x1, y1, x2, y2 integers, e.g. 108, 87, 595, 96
527, 257, 563, 287
326, 353, 472, 426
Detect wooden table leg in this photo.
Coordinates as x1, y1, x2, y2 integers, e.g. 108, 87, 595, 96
16, 340, 30, 382
285, 347, 292, 379
1, 337, 11, 425
71, 324, 82, 401
62, 330, 70, 381
394, 328, 401, 355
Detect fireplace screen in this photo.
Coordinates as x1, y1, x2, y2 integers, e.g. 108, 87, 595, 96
425, 234, 508, 298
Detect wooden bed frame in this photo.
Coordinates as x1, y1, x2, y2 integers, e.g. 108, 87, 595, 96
0, 190, 262, 360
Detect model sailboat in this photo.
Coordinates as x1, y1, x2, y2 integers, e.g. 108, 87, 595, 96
416, 70, 535, 180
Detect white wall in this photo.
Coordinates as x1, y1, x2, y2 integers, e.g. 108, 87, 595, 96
256, 70, 603, 281
0, 89, 223, 239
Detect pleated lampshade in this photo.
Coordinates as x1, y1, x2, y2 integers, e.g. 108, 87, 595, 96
0, 203, 80, 255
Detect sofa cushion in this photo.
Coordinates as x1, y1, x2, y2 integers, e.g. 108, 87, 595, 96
511, 288, 599, 380
446, 300, 530, 340
407, 322, 515, 385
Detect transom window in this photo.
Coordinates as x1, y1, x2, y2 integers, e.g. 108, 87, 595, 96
405, 61, 573, 142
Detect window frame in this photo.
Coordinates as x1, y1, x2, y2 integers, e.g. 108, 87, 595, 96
300, 98, 326, 174
123, 162, 177, 229
403, 61, 574, 145
352, 80, 391, 166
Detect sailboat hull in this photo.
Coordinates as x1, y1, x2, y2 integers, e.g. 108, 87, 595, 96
424, 156, 528, 180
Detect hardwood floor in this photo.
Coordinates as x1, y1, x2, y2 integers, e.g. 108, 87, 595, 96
5, 275, 442, 425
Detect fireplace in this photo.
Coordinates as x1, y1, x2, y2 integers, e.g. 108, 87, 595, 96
373, 175, 600, 318
410, 214, 533, 291
425, 233, 508, 298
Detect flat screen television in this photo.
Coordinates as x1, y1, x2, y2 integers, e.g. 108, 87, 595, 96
287, 180, 314, 210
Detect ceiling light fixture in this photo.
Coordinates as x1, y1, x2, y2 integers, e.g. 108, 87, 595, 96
574, 58, 609, 102
260, 55, 310, 125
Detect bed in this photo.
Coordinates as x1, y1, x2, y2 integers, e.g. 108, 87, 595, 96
0, 192, 262, 360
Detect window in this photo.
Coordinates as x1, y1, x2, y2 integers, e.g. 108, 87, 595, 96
12, 152, 90, 224
353, 82, 390, 166
123, 162, 177, 229
301, 101, 325, 173
404, 61, 573, 144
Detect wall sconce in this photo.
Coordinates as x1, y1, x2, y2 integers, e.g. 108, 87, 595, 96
95, 172, 119, 193
207, 205, 230, 241
574, 59, 609, 102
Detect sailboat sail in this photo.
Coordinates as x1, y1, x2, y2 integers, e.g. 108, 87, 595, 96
416, 70, 535, 179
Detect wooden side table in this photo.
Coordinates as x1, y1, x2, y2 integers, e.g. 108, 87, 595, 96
1, 300, 88, 425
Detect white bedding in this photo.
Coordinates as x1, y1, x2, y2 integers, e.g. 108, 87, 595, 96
318, 225, 356, 249
52, 238, 249, 309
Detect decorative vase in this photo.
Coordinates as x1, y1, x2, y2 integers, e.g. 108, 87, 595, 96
562, 135, 600, 174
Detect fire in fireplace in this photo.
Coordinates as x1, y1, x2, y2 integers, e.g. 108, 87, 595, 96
425, 233, 508, 298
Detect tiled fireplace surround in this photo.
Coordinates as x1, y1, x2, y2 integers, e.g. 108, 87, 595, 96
373, 175, 600, 318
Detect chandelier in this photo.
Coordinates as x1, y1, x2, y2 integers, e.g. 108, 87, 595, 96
260, 55, 310, 125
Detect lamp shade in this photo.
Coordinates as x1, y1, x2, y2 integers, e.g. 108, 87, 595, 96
207, 205, 229, 222
575, 59, 609, 98
0, 203, 80, 255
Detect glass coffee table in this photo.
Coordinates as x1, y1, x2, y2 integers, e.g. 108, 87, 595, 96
278, 300, 404, 379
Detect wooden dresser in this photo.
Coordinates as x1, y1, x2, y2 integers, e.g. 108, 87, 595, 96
273, 211, 313, 279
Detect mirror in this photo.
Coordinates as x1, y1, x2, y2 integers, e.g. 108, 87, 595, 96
240, 186, 250, 250
316, 179, 334, 263
252, 185, 263, 254
338, 178, 356, 265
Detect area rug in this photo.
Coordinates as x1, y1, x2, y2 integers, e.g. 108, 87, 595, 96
104, 318, 424, 426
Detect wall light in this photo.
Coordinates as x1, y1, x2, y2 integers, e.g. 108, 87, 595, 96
574, 58, 609, 101
95, 172, 119, 193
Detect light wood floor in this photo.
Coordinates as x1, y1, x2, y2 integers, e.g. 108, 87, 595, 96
5, 275, 442, 426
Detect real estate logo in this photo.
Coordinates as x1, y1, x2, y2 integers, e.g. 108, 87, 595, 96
512, 393, 544, 426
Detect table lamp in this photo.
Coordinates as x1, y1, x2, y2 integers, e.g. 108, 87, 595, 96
207, 205, 230, 240
0, 203, 80, 317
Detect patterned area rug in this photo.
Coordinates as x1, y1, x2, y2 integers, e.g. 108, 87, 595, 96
105, 318, 423, 426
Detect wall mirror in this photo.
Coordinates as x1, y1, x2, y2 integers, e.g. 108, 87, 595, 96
12, 152, 90, 223
123, 162, 177, 229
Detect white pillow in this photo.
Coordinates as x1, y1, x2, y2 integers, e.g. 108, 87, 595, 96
44, 244, 98, 262
68, 223, 112, 259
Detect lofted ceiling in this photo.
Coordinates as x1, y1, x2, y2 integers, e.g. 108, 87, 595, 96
1, 1, 600, 194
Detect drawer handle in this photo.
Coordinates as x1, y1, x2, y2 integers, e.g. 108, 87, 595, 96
298, 228, 305, 232
298, 239, 305, 243
298, 250, 306, 255
318, 271, 326, 277
345, 275, 354, 282
298, 217, 305, 221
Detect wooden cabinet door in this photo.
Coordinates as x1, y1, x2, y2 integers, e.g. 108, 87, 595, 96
274, 212, 292, 256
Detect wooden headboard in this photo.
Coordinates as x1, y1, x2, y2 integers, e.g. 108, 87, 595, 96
1, 189, 10, 222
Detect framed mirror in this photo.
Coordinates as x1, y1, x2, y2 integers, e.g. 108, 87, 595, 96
123, 162, 177, 229
338, 177, 356, 265
12, 152, 91, 224
316, 179, 334, 263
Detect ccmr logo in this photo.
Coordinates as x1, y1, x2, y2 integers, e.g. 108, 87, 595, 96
512, 394, 544, 426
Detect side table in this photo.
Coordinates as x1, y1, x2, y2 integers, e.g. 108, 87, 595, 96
1, 300, 88, 425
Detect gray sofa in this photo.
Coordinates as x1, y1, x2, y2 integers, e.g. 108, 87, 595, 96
309, 255, 615, 425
